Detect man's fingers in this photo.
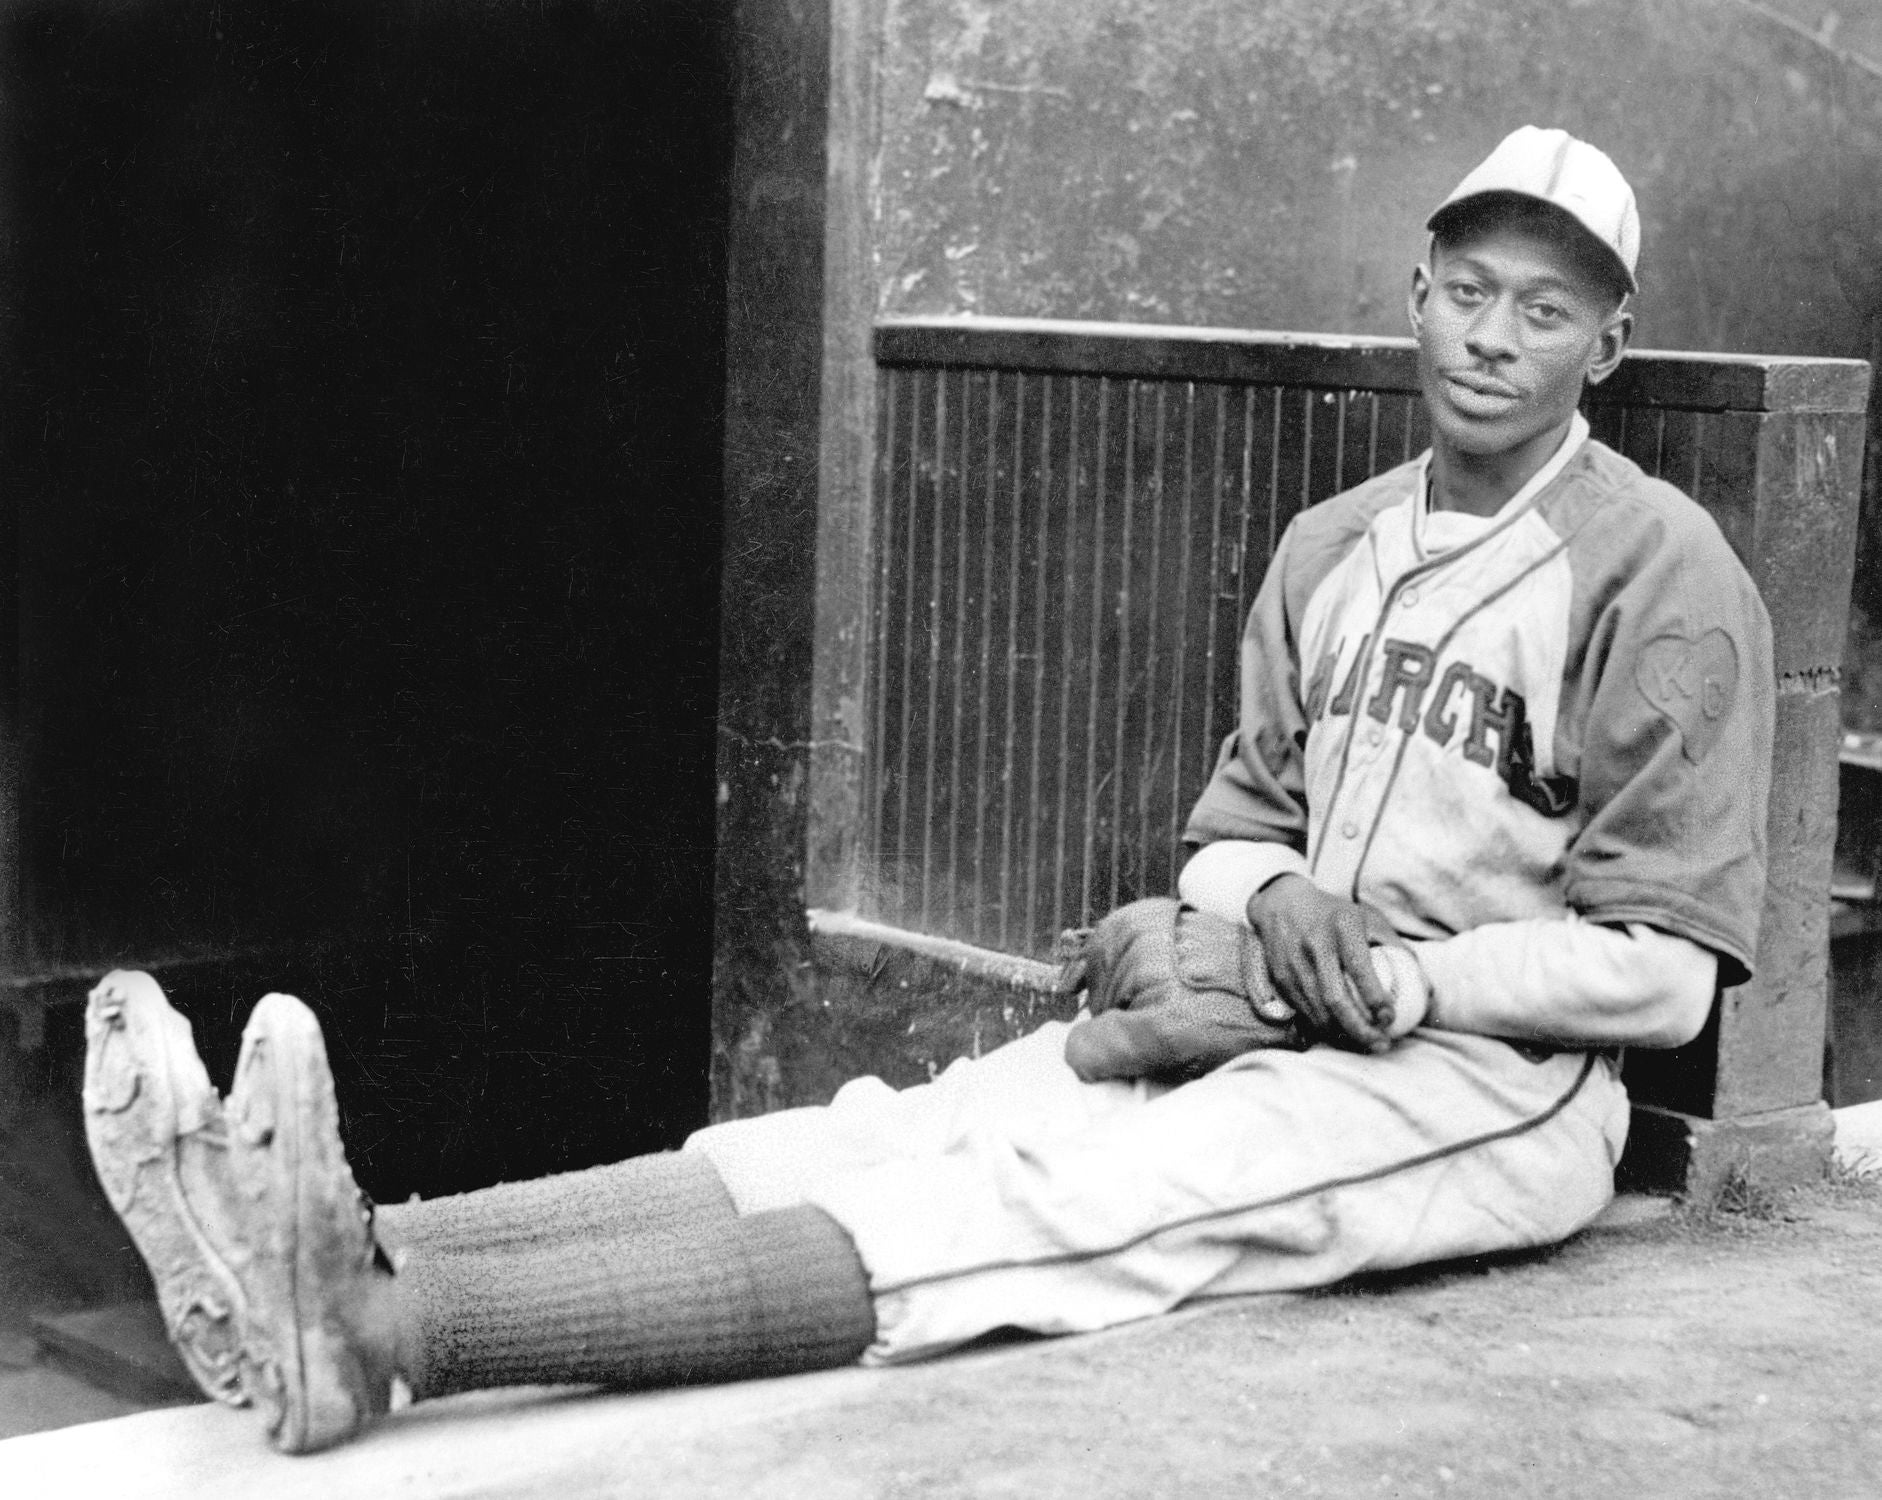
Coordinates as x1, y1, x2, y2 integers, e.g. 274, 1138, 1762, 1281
1246, 881, 1407, 1049
1309, 943, 1376, 1046
1337, 921, 1395, 1024
1326, 925, 1392, 1049
1275, 945, 1330, 1031
1250, 990, 1296, 1025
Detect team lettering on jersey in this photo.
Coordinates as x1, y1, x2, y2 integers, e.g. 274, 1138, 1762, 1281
1303, 634, 1575, 817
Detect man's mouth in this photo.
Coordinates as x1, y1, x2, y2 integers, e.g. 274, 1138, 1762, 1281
1445, 371, 1522, 398
1443, 371, 1523, 413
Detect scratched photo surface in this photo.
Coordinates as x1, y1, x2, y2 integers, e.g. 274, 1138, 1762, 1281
1, 0, 1880, 1359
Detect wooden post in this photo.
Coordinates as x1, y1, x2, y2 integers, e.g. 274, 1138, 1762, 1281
0, 390, 24, 1072
0, 461, 17, 982
804, 0, 884, 917
710, 0, 881, 1122
1622, 375, 1868, 1199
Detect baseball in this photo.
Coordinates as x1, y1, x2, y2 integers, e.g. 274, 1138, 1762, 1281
1371, 944, 1431, 1038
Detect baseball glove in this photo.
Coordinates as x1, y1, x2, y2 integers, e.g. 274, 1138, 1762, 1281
1057, 896, 1304, 1083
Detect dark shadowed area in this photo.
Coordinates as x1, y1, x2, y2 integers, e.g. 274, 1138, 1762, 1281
0, 0, 731, 1198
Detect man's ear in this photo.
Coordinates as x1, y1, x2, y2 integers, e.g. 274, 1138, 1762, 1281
1408, 261, 1432, 337
1585, 305, 1634, 387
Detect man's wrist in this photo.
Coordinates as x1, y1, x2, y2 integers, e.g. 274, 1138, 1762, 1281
1244, 870, 1304, 923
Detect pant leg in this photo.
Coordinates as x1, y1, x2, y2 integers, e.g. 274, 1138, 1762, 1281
684, 1020, 1157, 1213
807, 1030, 1630, 1364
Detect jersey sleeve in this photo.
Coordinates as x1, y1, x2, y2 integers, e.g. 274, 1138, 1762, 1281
1182, 519, 1314, 856
1559, 504, 1775, 987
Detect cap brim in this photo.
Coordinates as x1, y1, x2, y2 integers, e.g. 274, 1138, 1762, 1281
1427, 190, 1637, 296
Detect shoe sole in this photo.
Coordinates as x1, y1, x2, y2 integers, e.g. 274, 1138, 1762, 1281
227, 992, 389, 1454
82, 970, 252, 1407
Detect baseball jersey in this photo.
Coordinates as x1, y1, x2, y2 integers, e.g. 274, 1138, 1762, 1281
1183, 416, 1775, 988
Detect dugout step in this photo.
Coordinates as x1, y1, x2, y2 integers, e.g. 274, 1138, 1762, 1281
30, 1301, 202, 1408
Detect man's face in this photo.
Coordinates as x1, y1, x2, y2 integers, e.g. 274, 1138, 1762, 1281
1409, 220, 1631, 460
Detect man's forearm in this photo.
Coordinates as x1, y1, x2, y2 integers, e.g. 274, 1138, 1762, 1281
1181, 842, 1718, 1050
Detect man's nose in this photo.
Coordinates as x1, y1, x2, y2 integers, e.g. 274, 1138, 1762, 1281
1464, 298, 1520, 362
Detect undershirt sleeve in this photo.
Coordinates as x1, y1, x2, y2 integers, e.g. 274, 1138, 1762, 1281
1177, 838, 1308, 923
1407, 914, 1717, 1049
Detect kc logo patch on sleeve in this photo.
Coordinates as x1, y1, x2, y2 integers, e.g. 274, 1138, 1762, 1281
1635, 629, 1739, 763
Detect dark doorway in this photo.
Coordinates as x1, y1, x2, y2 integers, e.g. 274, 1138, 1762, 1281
0, 0, 731, 1198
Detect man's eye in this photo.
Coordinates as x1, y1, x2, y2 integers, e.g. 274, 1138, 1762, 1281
1447, 282, 1484, 305
1527, 302, 1566, 324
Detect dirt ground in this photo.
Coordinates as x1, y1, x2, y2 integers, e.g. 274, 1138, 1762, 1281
741, 1176, 1882, 1500
5, 1170, 1882, 1500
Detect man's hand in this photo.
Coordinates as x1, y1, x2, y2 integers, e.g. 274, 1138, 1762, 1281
1058, 898, 1304, 1083
1246, 875, 1405, 1051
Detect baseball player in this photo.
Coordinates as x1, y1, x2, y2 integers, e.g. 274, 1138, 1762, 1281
84, 126, 1773, 1455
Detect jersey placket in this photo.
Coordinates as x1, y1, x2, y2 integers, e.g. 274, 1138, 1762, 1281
1309, 564, 1441, 896
1308, 421, 1590, 901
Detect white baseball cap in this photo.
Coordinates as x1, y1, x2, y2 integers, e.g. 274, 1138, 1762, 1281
1427, 126, 1639, 295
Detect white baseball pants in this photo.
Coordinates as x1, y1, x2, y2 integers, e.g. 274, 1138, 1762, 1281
685, 1021, 1629, 1364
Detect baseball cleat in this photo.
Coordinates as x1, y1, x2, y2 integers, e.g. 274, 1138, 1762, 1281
82, 970, 253, 1407
223, 991, 396, 1454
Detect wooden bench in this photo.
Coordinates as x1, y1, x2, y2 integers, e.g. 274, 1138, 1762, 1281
765, 314, 1870, 1201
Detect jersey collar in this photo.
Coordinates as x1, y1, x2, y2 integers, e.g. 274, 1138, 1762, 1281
1413, 410, 1590, 560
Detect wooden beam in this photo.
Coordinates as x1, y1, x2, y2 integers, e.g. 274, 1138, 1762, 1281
876, 317, 1427, 393
808, 908, 1070, 992
874, 316, 1870, 415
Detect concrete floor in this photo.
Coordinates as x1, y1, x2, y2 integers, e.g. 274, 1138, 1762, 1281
6, 1167, 1882, 1500
7, 1101, 1882, 1498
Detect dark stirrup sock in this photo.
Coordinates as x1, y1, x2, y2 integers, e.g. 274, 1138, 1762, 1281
372, 1150, 736, 1263
396, 1204, 876, 1399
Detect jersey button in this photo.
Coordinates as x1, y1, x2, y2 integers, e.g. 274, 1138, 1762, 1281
1341, 822, 1359, 839
1401, 588, 1420, 607
1366, 726, 1383, 747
